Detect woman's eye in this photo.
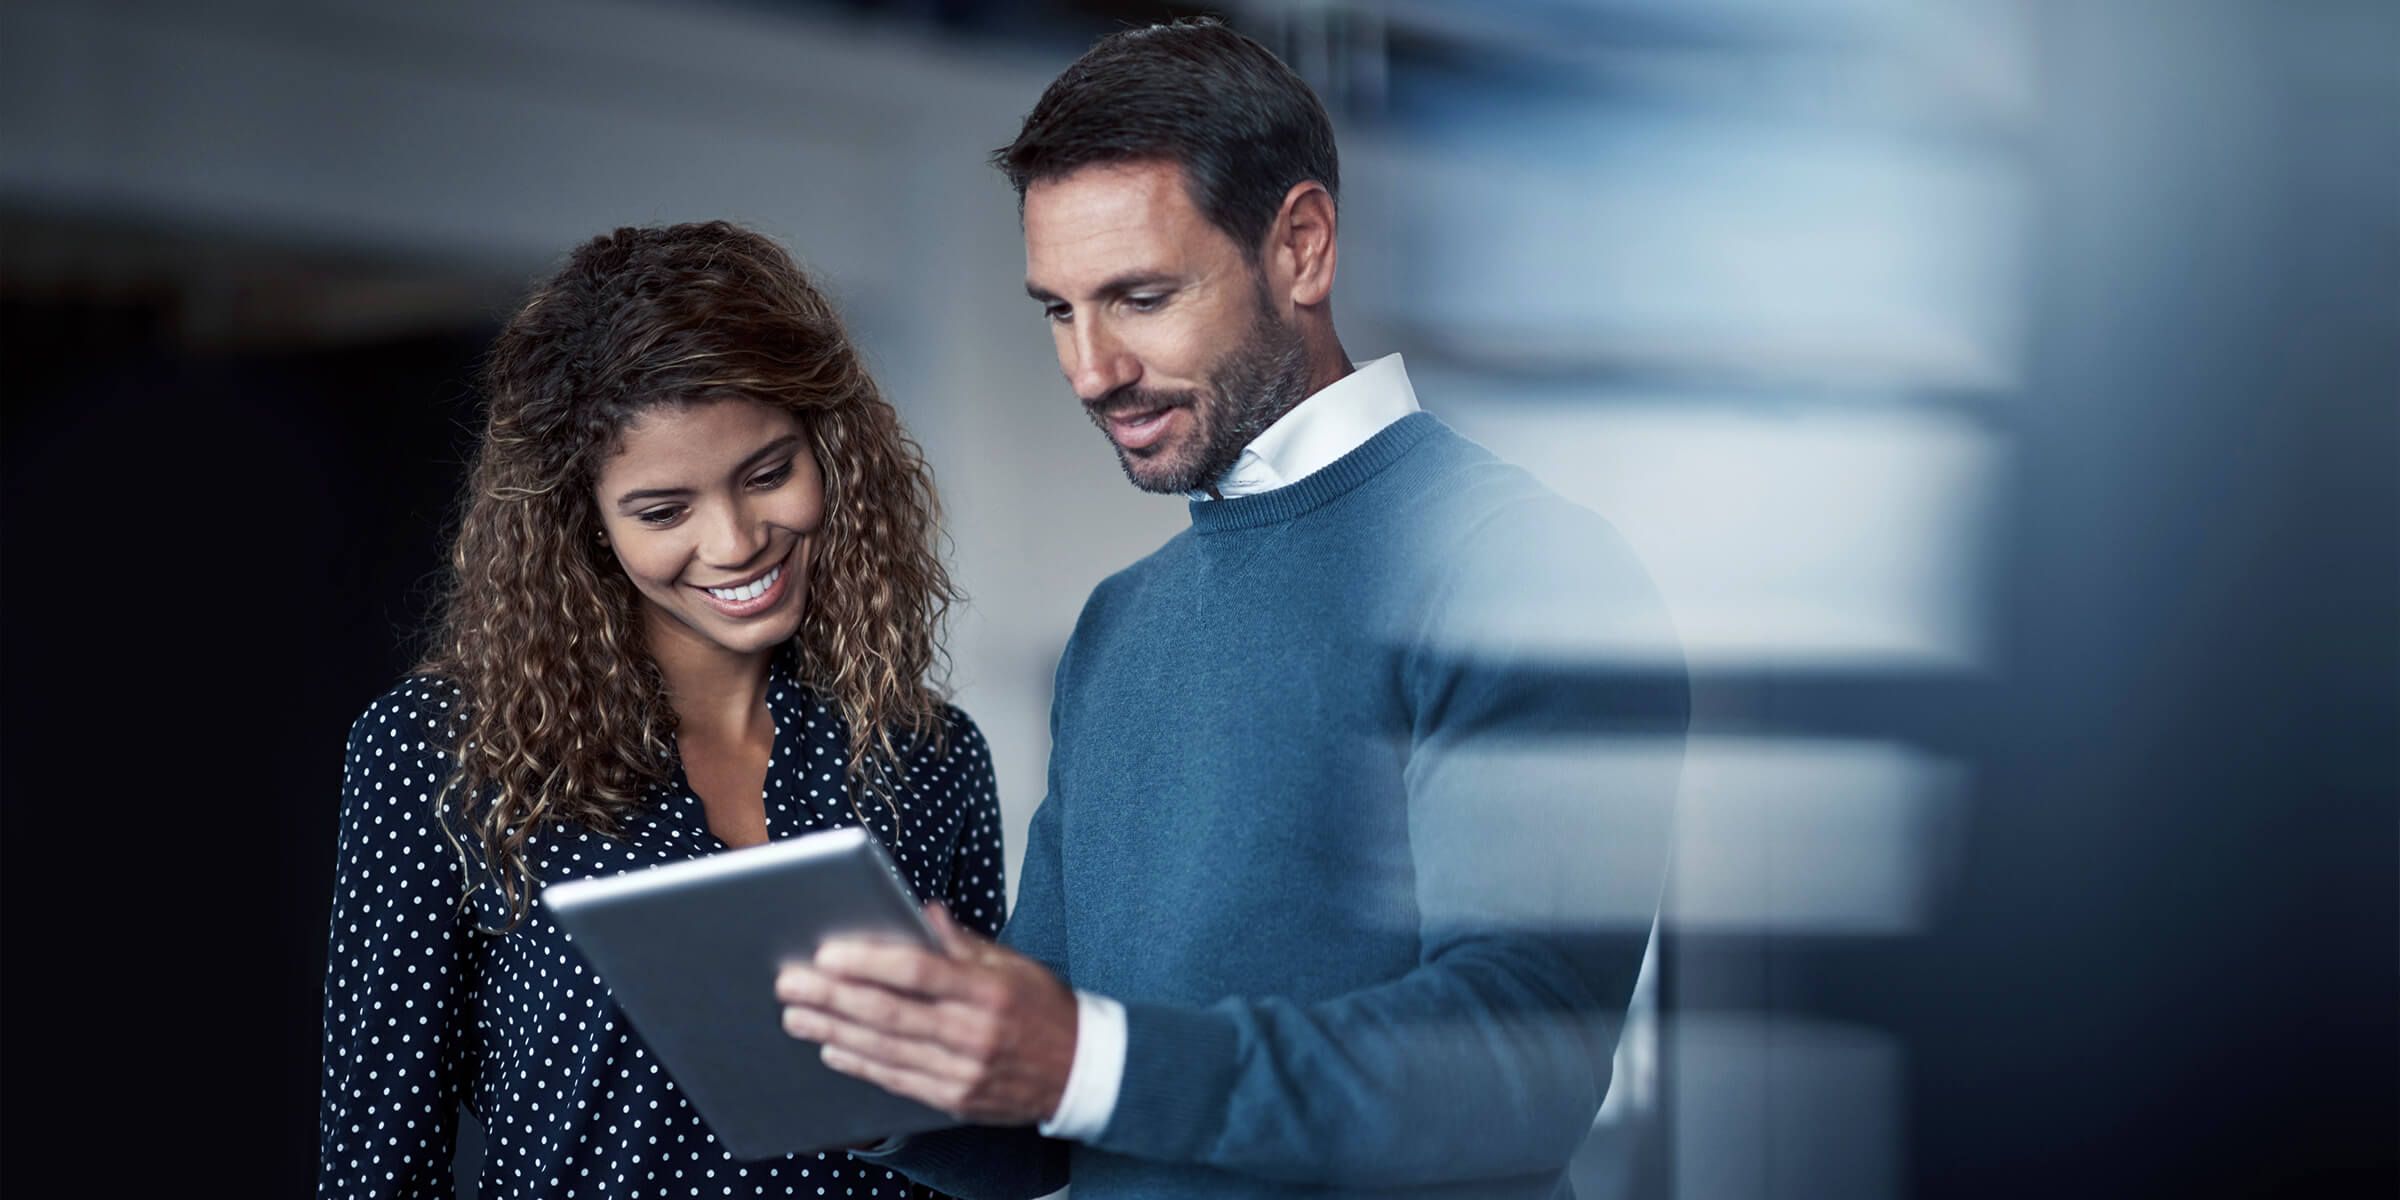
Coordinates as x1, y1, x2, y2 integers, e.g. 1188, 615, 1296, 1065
635, 506, 683, 526
749, 464, 793, 490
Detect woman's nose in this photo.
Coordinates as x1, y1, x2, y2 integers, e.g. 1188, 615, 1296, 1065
699, 501, 770, 570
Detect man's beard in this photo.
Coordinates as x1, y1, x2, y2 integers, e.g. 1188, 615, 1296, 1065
1086, 297, 1312, 495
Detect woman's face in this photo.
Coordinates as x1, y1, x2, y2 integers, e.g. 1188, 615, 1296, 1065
593, 397, 825, 667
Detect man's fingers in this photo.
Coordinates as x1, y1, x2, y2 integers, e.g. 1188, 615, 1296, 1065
783, 1006, 976, 1082
776, 925, 1074, 1127
819, 1044, 967, 1117
815, 938, 971, 997
781, 969, 960, 1041
780, 965, 1011, 1062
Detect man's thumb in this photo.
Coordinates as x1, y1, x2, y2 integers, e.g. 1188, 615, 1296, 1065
923, 901, 981, 958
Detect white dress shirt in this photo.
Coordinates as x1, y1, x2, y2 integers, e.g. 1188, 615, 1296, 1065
1188, 352, 1425, 501
1040, 353, 1422, 1141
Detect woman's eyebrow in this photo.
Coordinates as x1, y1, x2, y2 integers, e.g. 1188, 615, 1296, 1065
612, 435, 802, 507
736, 434, 804, 472
614, 483, 691, 507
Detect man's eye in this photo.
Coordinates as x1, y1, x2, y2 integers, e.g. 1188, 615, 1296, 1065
1125, 294, 1165, 312
1043, 305, 1073, 325
750, 464, 793, 490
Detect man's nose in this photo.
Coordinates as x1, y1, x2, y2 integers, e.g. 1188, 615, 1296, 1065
1064, 319, 1139, 404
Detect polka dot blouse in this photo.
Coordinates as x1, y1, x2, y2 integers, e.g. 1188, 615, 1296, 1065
319, 659, 1003, 1199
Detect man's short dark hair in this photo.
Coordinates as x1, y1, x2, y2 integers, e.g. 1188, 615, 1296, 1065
993, 17, 1339, 258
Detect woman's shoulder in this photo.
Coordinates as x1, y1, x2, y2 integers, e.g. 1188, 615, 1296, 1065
900, 701, 995, 801
927, 701, 992, 769
346, 674, 467, 759
839, 697, 995, 797
936, 700, 985, 745
337, 677, 471, 845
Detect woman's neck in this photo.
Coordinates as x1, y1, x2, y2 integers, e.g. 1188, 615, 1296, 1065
645, 612, 776, 744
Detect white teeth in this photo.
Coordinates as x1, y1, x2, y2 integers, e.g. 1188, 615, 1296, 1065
706, 564, 780, 603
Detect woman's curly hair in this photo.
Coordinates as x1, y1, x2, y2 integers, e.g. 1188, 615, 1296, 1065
417, 221, 957, 927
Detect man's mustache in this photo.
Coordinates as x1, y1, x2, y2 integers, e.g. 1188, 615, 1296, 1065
1084, 387, 1202, 423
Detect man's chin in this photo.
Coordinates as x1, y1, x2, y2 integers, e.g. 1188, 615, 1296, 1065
1117, 456, 1193, 494
1115, 444, 1206, 494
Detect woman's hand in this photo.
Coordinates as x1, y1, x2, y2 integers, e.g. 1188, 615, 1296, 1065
777, 904, 1077, 1126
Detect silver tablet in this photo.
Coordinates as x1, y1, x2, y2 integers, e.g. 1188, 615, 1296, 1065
544, 826, 956, 1160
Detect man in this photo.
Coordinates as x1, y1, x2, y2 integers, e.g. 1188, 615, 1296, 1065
776, 18, 1685, 1198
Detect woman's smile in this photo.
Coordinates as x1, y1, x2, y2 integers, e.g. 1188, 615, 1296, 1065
693, 547, 801, 618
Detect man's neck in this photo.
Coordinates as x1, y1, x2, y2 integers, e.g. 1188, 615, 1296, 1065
1202, 334, 1351, 501
1305, 334, 1354, 397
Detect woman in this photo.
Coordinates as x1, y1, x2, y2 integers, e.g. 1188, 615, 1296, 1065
319, 221, 1000, 1199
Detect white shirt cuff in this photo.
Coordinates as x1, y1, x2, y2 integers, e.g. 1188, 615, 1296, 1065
1037, 990, 1126, 1141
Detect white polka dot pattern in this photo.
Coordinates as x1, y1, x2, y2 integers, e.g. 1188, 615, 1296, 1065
318, 660, 1002, 1199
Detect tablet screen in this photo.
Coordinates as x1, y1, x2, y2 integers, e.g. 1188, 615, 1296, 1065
546, 826, 956, 1159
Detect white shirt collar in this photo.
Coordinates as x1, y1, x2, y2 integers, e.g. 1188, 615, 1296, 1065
1195, 353, 1422, 501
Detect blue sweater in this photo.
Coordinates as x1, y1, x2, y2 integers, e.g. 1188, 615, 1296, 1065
877, 414, 1686, 1198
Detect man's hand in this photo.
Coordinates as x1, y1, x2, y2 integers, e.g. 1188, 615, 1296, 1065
776, 903, 1077, 1126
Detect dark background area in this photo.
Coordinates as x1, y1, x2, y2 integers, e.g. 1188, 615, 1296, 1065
1, 303, 490, 1193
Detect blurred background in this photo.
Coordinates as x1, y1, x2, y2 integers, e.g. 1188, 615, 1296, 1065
2, 0, 2392, 1196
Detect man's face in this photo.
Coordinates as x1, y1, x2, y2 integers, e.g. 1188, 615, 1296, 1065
1023, 161, 1309, 494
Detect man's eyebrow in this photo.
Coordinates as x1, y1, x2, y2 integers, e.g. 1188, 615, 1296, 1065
613, 434, 803, 507
1024, 272, 1180, 305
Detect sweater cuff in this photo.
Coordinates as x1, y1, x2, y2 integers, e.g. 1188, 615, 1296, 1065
1086, 999, 1241, 1163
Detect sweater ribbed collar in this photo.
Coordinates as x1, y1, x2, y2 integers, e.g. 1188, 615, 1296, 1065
1186, 411, 1442, 534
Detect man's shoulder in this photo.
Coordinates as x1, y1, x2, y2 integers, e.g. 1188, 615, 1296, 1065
1395, 419, 1607, 550
1385, 418, 1683, 667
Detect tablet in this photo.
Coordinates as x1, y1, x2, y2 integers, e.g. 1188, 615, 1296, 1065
544, 826, 957, 1160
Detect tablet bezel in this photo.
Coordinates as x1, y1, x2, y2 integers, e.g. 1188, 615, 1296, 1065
544, 825, 957, 1159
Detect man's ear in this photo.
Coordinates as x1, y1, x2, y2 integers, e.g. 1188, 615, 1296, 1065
1266, 180, 1338, 309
